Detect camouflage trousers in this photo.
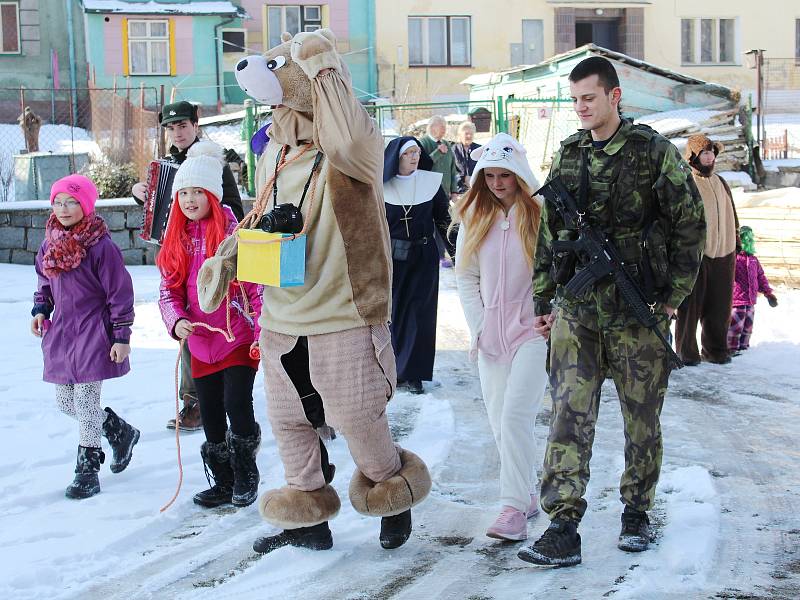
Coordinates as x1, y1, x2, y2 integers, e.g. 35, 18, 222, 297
540, 308, 672, 523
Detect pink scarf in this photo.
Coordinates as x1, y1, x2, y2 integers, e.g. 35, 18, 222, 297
41, 213, 109, 277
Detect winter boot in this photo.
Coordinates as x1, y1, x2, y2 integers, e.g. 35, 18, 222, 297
227, 423, 261, 507
253, 522, 334, 554
618, 507, 652, 552
380, 509, 412, 549
102, 407, 140, 474
517, 519, 581, 567
407, 380, 424, 395
193, 440, 234, 508
166, 395, 203, 431
65, 446, 105, 499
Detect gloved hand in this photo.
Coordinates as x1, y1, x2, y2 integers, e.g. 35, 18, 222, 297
767, 294, 778, 307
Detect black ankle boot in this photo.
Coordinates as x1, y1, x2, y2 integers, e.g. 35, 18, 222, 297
227, 424, 261, 507
380, 509, 412, 549
65, 446, 105, 499
193, 440, 234, 508
253, 522, 334, 554
518, 518, 581, 567
102, 407, 140, 473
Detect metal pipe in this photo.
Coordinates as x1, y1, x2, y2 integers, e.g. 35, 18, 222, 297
65, 0, 78, 121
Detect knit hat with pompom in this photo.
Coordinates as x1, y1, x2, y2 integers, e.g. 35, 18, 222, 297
171, 140, 226, 201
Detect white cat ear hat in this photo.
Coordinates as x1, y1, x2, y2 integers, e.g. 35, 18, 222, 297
469, 133, 541, 203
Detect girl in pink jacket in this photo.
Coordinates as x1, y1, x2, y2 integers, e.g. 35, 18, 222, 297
452, 134, 548, 541
157, 141, 263, 509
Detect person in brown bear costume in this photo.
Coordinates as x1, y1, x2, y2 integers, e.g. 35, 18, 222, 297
197, 29, 431, 553
675, 134, 739, 365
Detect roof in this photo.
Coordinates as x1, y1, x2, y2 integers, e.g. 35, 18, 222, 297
462, 44, 707, 88
82, 1, 247, 17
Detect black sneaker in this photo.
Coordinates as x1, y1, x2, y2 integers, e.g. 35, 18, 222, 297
407, 380, 424, 395
517, 519, 581, 567
380, 509, 412, 549
618, 507, 651, 552
253, 522, 333, 554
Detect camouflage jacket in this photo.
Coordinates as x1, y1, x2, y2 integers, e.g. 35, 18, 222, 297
420, 135, 460, 196
533, 119, 706, 329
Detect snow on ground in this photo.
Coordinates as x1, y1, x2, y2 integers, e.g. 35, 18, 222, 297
0, 265, 799, 599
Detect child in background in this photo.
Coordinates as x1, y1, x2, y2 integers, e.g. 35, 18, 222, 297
728, 225, 778, 354
157, 140, 264, 509
32, 174, 139, 499
451, 133, 548, 541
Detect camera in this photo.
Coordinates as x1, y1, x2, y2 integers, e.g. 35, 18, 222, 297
259, 203, 304, 234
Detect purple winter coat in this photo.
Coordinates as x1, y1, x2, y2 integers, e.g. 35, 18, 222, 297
732, 252, 773, 307
158, 207, 262, 364
34, 235, 135, 385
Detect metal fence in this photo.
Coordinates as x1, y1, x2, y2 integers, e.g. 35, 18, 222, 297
366, 100, 497, 140
762, 58, 800, 158
0, 86, 160, 201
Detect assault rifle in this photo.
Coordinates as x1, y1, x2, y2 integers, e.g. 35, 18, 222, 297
537, 177, 683, 369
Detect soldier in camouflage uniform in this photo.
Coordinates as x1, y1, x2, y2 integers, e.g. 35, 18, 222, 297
517, 57, 705, 568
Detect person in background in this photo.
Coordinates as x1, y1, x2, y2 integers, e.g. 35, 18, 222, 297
675, 134, 739, 366
132, 100, 244, 432
452, 133, 548, 542
728, 225, 778, 354
453, 121, 481, 194
32, 174, 139, 499
383, 137, 455, 395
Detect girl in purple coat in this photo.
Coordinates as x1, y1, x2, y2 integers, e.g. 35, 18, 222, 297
157, 141, 263, 509
728, 226, 778, 354
31, 174, 140, 500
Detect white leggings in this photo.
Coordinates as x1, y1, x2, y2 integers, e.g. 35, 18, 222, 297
477, 337, 548, 512
55, 381, 105, 447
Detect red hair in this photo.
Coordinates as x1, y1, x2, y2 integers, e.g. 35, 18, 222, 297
157, 190, 228, 289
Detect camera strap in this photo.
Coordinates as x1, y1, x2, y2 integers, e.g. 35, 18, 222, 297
272, 145, 325, 211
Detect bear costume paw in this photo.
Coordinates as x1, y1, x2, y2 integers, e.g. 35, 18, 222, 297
259, 484, 341, 529
349, 449, 431, 517
197, 234, 239, 313
290, 29, 340, 79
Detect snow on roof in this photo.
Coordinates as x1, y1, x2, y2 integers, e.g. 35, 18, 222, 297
82, 1, 247, 17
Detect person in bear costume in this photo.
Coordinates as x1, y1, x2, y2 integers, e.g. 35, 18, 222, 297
197, 29, 432, 554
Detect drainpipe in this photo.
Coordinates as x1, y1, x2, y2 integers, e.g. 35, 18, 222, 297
65, 0, 78, 120
367, 0, 376, 97
214, 16, 236, 110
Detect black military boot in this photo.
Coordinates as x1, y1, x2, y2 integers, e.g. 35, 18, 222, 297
227, 423, 261, 507
193, 440, 234, 508
618, 506, 652, 552
101, 407, 140, 473
517, 518, 581, 567
65, 446, 105, 499
380, 509, 412, 549
253, 522, 333, 554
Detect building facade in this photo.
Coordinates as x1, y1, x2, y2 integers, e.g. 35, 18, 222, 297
375, 0, 800, 101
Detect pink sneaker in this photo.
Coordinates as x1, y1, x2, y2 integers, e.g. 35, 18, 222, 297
527, 494, 540, 519
486, 506, 528, 541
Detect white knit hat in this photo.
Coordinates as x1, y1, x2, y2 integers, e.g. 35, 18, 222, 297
171, 140, 226, 201
469, 133, 540, 198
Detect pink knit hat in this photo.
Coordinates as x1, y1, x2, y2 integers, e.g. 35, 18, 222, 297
50, 174, 98, 215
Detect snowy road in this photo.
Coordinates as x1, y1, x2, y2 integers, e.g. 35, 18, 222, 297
1, 265, 799, 600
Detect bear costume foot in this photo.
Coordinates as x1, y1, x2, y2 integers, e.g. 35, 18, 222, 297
258, 484, 341, 529
380, 509, 412, 550
349, 449, 431, 517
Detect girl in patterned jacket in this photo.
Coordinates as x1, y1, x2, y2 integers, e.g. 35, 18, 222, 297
157, 140, 264, 509
728, 225, 778, 354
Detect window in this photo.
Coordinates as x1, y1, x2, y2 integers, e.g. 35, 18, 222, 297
796, 19, 800, 61
128, 19, 170, 75
681, 17, 738, 65
0, 2, 20, 54
221, 29, 246, 54
267, 5, 322, 48
408, 16, 471, 67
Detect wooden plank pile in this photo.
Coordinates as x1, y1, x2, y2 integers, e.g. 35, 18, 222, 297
638, 103, 747, 173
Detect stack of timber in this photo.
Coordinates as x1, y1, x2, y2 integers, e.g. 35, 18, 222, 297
733, 187, 800, 286
638, 103, 747, 173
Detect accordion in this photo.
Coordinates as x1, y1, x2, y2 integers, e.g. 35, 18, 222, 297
139, 159, 179, 244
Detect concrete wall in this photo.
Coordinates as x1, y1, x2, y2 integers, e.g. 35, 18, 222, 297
375, 0, 799, 101
0, 200, 157, 265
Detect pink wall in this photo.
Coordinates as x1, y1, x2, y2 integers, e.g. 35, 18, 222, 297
103, 14, 194, 75
238, 0, 350, 52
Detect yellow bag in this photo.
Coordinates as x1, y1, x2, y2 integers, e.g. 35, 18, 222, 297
237, 229, 306, 287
